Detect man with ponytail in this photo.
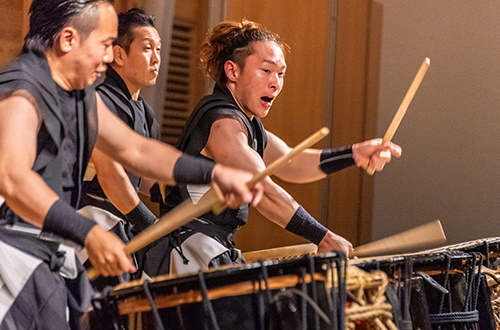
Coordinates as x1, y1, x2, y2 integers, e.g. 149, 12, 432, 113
140, 20, 402, 277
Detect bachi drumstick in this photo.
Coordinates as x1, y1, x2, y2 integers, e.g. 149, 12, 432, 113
367, 57, 430, 175
351, 219, 446, 258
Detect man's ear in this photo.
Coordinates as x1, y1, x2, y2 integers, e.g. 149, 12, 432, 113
224, 60, 239, 83
113, 45, 126, 66
57, 26, 78, 54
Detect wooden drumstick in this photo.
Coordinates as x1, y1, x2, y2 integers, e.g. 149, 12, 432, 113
367, 57, 430, 175
243, 243, 318, 263
351, 219, 446, 258
87, 127, 330, 280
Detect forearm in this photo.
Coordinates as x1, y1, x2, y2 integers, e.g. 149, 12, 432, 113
265, 131, 354, 183
96, 97, 183, 185
96, 134, 182, 185
254, 179, 299, 228
95, 159, 141, 214
255, 180, 328, 245
271, 149, 326, 183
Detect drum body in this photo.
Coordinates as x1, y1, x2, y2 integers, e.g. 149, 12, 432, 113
90, 253, 346, 330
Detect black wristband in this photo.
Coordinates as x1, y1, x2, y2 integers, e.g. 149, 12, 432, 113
173, 154, 215, 184
319, 146, 355, 174
125, 201, 156, 231
42, 199, 96, 246
285, 206, 328, 245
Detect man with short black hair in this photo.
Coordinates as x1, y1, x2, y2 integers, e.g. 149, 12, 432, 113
78, 8, 162, 287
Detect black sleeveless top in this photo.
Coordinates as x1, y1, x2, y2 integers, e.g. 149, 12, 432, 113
0, 52, 98, 228
162, 84, 268, 233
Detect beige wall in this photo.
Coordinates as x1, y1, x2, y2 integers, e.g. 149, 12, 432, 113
373, 0, 500, 244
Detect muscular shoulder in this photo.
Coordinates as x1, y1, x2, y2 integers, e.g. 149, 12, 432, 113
211, 117, 248, 139
203, 117, 254, 162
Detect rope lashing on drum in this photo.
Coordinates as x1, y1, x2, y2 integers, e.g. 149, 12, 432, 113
271, 288, 331, 325
430, 253, 482, 327
429, 311, 479, 324
345, 303, 395, 329
385, 257, 413, 330
299, 267, 308, 330
258, 260, 273, 303
345, 267, 397, 330
307, 254, 321, 330
483, 265, 500, 327
489, 284, 500, 328
482, 240, 491, 268
197, 270, 220, 330
142, 280, 166, 330
471, 253, 483, 314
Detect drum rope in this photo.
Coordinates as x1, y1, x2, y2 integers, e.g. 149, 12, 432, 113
490, 285, 500, 329
430, 253, 482, 328
345, 267, 397, 330
141, 279, 166, 330
271, 288, 331, 325
299, 267, 308, 330
483, 240, 491, 268
197, 270, 220, 330
429, 311, 480, 324
258, 260, 273, 303
472, 253, 483, 313
307, 254, 320, 330
483, 266, 500, 328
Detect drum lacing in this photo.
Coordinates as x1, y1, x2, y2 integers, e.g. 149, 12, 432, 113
483, 265, 500, 327
429, 311, 479, 324
396, 257, 413, 330
430, 253, 481, 328
483, 240, 491, 268
254, 260, 272, 330
487, 274, 500, 327
271, 288, 331, 325
258, 260, 273, 302
307, 254, 321, 330
345, 267, 397, 330
197, 270, 220, 330
142, 279, 166, 330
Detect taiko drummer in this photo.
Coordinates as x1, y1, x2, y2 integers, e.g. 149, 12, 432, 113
139, 20, 402, 277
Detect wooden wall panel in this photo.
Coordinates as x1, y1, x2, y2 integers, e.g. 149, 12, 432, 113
172, 0, 209, 113
0, 0, 144, 69
0, 0, 30, 69
327, 0, 382, 246
226, 1, 331, 251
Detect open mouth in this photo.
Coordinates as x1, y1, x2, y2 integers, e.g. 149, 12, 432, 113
261, 96, 274, 103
